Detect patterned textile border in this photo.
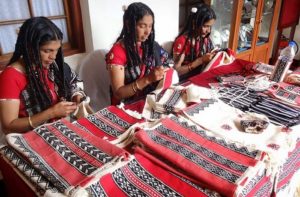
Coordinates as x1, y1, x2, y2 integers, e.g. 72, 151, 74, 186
0, 146, 60, 196
86, 153, 221, 197
6, 119, 128, 195
276, 138, 300, 194
134, 115, 265, 197
76, 106, 141, 141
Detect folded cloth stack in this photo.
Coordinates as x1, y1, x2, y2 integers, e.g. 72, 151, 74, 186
134, 115, 267, 197
215, 84, 300, 127
5, 119, 129, 197
86, 151, 221, 197
0, 146, 61, 197
181, 99, 298, 176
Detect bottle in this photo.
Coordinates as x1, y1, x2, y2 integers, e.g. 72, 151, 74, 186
270, 41, 296, 82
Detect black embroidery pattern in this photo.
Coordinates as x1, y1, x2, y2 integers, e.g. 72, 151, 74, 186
86, 108, 131, 137
0, 146, 59, 195
150, 109, 162, 119
146, 131, 240, 183
161, 89, 183, 113
155, 125, 248, 173
112, 159, 180, 196
170, 116, 260, 158
52, 121, 113, 164
35, 126, 98, 175
12, 136, 68, 192
185, 99, 217, 116
277, 143, 300, 192
285, 85, 300, 94
239, 170, 265, 196
252, 181, 272, 197
87, 181, 108, 197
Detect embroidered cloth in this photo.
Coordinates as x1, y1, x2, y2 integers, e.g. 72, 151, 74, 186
86, 152, 220, 197
134, 115, 266, 197
0, 146, 61, 196
181, 99, 298, 174
142, 86, 187, 120
6, 119, 129, 196
75, 106, 142, 144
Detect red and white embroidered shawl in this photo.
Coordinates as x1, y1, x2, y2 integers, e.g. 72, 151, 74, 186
75, 106, 142, 143
134, 115, 266, 197
275, 139, 300, 196
86, 152, 220, 197
6, 119, 129, 196
0, 146, 61, 196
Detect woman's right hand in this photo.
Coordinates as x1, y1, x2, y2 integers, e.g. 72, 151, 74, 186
50, 101, 77, 118
146, 66, 167, 83
201, 53, 215, 64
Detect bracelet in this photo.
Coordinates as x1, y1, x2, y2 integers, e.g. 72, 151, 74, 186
28, 116, 36, 129
135, 80, 141, 91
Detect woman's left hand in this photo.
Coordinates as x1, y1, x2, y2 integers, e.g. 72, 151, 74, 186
72, 94, 84, 104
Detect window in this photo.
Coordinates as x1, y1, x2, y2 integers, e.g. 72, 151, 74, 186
0, 0, 85, 70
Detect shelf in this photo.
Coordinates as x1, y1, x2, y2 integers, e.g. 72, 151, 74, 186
262, 11, 273, 16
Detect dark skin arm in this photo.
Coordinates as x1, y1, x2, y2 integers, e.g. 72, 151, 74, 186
109, 65, 168, 100
0, 100, 77, 134
173, 52, 216, 76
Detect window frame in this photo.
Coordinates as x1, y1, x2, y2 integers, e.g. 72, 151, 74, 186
0, 0, 85, 70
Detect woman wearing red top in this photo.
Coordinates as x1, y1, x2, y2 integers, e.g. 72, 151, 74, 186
173, 3, 217, 81
0, 17, 84, 141
106, 2, 170, 105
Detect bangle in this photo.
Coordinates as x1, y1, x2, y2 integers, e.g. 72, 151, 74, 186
135, 80, 141, 91
132, 82, 137, 93
28, 116, 36, 129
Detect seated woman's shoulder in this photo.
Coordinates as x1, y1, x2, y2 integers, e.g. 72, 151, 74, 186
0, 64, 25, 77
175, 34, 187, 43
7, 60, 26, 74
106, 41, 127, 65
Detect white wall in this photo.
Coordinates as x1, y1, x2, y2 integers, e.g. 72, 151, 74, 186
80, 0, 179, 52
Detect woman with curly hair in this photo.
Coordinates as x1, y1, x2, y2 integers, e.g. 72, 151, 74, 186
0, 17, 85, 143
173, 3, 217, 81
106, 2, 171, 104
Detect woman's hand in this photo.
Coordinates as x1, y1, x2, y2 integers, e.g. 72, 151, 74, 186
201, 52, 215, 64
174, 53, 185, 70
50, 101, 77, 118
72, 94, 84, 105
146, 66, 168, 83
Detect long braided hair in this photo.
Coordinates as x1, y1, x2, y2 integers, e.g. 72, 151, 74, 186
116, 2, 156, 71
174, 3, 216, 61
8, 17, 66, 112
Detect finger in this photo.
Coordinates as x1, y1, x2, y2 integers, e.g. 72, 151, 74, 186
156, 66, 164, 70
163, 68, 169, 72
179, 54, 185, 62
64, 101, 76, 106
